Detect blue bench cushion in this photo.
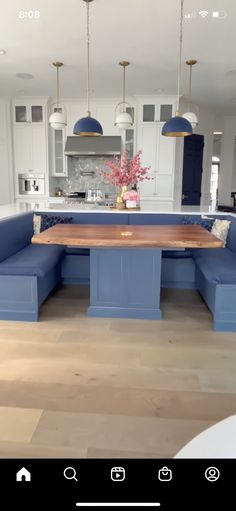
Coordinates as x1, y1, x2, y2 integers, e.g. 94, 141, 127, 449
0, 244, 65, 278
192, 248, 236, 284
162, 249, 191, 259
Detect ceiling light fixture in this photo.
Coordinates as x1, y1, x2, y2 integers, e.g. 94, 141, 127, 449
162, 0, 192, 137
182, 59, 198, 128
73, 0, 103, 136
16, 73, 34, 80
0, 49, 6, 55
114, 61, 133, 130
49, 62, 67, 130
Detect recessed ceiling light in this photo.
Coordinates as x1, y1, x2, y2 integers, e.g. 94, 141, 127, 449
213, 131, 223, 135
0, 49, 6, 55
16, 73, 34, 80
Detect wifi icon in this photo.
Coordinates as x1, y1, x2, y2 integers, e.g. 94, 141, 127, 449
199, 10, 209, 18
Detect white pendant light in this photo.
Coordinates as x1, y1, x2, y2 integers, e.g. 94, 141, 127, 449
49, 62, 67, 130
115, 61, 133, 130
162, 0, 192, 137
73, 0, 103, 136
182, 59, 198, 128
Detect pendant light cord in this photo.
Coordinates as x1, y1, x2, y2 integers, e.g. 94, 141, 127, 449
86, 0, 91, 117
123, 65, 126, 112
56, 66, 59, 109
176, 0, 184, 115
188, 63, 192, 111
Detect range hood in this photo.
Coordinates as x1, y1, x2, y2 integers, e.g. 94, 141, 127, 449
65, 136, 121, 156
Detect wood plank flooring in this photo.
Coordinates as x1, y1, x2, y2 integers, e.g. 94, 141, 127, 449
0, 285, 236, 458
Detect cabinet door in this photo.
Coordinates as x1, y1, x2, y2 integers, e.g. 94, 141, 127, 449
123, 129, 135, 160
156, 125, 176, 173
96, 104, 117, 135
31, 105, 44, 123
14, 103, 44, 124
158, 104, 173, 122
138, 125, 157, 170
31, 126, 47, 172
14, 105, 28, 123
14, 125, 32, 172
139, 104, 156, 123
51, 129, 68, 177
138, 124, 157, 197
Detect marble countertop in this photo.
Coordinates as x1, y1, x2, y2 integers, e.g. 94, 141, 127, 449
0, 200, 234, 220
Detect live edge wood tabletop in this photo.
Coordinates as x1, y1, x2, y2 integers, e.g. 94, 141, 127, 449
32, 224, 224, 249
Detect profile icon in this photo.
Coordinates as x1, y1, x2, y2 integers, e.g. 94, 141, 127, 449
205, 467, 220, 482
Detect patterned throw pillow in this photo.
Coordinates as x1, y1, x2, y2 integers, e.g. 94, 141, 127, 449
33, 213, 73, 234
211, 219, 231, 247
181, 216, 214, 232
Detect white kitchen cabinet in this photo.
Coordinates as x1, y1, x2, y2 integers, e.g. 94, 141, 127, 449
137, 96, 176, 202
138, 100, 173, 124
51, 128, 68, 177
14, 125, 32, 173
12, 98, 49, 193
13, 125, 48, 174
96, 104, 118, 135
13, 100, 45, 125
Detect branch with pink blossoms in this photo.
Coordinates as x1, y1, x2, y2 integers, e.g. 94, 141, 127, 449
101, 150, 152, 187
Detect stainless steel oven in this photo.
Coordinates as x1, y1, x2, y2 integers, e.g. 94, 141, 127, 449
18, 174, 45, 195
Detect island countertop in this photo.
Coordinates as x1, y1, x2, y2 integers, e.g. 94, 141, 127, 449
0, 200, 235, 221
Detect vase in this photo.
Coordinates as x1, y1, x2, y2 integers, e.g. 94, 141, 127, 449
126, 200, 137, 209
116, 186, 128, 209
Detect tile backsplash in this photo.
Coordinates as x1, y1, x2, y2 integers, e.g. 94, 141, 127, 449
50, 156, 116, 197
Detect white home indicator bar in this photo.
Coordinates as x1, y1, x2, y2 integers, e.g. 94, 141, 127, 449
76, 504, 161, 508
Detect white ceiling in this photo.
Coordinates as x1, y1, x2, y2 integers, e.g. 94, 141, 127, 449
0, 0, 236, 113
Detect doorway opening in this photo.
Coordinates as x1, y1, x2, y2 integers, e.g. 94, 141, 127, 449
210, 132, 222, 208
181, 134, 204, 206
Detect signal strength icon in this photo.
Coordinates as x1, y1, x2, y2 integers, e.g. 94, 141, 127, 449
199, 10, 209, 18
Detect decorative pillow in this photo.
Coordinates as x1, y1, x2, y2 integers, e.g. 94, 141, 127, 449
33, 213, 73, 234
181, 216, 214, 232
211, 219, 231, 247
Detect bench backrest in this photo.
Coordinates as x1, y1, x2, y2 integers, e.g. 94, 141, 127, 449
0, 212, 33, 262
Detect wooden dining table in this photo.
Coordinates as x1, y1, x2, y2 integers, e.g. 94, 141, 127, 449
32, 224, 223, 320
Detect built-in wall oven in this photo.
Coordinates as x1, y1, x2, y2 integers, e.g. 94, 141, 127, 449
18, 174, 45, 195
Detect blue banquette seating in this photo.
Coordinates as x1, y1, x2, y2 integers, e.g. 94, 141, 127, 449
0, 210, 236, 330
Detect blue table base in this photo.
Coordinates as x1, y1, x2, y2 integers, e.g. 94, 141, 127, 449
88, 248, 162, 320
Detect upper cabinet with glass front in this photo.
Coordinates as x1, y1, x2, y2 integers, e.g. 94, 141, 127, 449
138, 97, 175, 124
13, 99, 45, 125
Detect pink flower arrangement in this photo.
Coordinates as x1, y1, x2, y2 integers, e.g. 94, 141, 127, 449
123, 190, 140, 202
101, 150, 151, 187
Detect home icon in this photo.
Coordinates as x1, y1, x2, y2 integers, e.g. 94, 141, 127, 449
16, 467, 31, 482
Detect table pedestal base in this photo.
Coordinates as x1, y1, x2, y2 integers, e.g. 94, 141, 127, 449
88, 248, 162, 320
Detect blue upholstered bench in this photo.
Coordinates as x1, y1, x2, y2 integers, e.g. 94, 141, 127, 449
0, 213, 64, 321
1, 209, 236, 330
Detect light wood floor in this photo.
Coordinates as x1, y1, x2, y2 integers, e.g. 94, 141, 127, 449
0, 285, 236, 458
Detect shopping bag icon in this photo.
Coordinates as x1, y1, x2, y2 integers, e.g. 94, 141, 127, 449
158, 466, 172, 482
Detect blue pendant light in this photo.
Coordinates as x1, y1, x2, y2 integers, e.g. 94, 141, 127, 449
73, 0, 103, 136
162, 0, 192, 137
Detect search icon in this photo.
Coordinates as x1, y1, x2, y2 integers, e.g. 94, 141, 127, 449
63, 467, 78, 482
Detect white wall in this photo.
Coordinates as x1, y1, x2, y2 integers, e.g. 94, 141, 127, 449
0, 99, 14, 205
218, 116, 236, 205
232, 137, 236, 192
